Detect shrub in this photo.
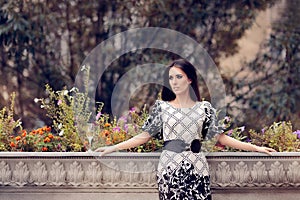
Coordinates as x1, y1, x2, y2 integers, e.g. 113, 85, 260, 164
0, 93, 22, 151
249, 121, 300, 152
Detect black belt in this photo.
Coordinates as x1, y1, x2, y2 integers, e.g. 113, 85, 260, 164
163, 139, 202, 153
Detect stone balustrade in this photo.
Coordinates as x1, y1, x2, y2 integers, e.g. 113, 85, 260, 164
1, 152, 300, 200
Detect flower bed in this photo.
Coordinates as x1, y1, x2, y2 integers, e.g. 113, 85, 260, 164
1, 66, 300, 153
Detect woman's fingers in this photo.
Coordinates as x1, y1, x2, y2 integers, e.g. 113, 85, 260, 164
94, 146, 118, 156
94, 147, 105, 152
257, 146, 276, 155
266, 147, 277, 152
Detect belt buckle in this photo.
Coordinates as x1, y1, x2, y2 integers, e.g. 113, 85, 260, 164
190, 139, 201, 153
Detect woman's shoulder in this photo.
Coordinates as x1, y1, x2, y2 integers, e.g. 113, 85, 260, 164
150, 100, 166, 109
199, 100, 212, 108
152, 99, 165, 105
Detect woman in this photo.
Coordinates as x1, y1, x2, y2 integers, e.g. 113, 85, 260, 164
95, 59, 275, 200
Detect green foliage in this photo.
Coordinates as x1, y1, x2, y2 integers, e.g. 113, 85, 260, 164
0, 93, 22, 151
94, 104, 163, 152
203, 116, 250, 152
9, 127, 70, 152
249, 121, 300, 152
227, 0, 300, 129
0, 0, 277, 129
34, 66, 92, 152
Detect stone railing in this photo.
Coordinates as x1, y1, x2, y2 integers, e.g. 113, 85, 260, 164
1, 152, 300, 200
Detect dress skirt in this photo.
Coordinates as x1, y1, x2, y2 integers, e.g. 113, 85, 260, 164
157, 150, 212, 200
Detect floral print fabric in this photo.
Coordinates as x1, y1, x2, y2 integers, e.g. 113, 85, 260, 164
158, 160, 211, 200
142, 100, 222, 200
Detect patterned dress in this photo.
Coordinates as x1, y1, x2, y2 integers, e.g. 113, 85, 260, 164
142, 100, 222, 200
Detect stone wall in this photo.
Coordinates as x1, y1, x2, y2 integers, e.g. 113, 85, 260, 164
1, 152, 300, 200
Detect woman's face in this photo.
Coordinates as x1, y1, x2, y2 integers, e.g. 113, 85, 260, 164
168, 66, 191, 96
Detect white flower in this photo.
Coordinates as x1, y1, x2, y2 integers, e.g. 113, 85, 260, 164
240, 126, 245, 132
16, 121, 22, 127
59, 130, 64, 136
58, 123, 63, 129
70, 87, 78, 93
34, 98, 40, 103
81, 65, 87, 71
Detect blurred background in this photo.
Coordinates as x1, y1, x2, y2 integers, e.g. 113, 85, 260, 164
0, 0, 299, 131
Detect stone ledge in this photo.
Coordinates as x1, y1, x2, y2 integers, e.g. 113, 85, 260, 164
1, 152, 300, 199
1, 152, 300, 188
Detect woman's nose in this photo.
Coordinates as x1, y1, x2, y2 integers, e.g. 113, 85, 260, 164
173, 77, 179, 83
171, 79, 177, 85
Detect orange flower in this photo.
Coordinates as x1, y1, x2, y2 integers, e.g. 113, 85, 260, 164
44, 137, 51, 143
10, 142, 16, 147
30, 130, 37, 135
46, 126, 51, 132
101, 130, 111, 137
21, 130, 27, 137
41, 147, 48, 151
104, 123, 111, 127
48, 133, 54, 139
105, 138, 112, 145
38, 130, 44, 135
15, 136, 21, 141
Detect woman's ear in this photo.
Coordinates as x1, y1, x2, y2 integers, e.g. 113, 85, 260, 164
188, 79, 192, 84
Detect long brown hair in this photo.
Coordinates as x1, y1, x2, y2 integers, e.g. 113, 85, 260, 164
161, 59, 201, 101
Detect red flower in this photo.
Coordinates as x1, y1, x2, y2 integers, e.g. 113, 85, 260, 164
46, 126, 51, 132
10, 142, 16, 147
21, 130, 27, 137
41, 147, 48, 151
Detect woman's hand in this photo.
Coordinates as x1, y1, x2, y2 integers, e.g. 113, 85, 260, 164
95, 145, 119, 156
218, 134, 277, 155
255, 146, 277, 155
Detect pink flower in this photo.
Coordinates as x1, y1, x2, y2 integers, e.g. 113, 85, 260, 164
113, 126, 121, 132
224, 116, 231, 123
57, 100, 62, 105
129, 107, 136, 113
96, 112, 102, 121
227, 129, 233, 136
293, 130, 300, 139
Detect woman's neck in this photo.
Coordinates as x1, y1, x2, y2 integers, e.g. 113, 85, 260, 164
171, 95, 196, 108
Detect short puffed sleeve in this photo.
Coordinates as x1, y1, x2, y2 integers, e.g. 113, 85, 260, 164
141, 100, 163, 137
201, 101, 224, 140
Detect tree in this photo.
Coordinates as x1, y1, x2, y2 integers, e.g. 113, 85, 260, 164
0, 0, 277, 129
227, 0, 300, 129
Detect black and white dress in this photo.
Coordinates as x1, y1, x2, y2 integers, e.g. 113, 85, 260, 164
142, 100, 223, 200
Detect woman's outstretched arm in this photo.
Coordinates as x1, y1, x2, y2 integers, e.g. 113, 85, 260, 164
95, 132, 152, 156
217, 133, 276, 155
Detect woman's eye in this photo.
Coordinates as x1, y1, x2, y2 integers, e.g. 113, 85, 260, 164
169, 76, 173, 80
176, 75, 183, 79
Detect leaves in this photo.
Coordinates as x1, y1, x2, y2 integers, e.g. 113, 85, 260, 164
0, 92, 22, 151
0, 0, 277, 129
249, 121, 300, 152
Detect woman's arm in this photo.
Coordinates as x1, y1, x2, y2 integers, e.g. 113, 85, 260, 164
95, 131, 152, 156
217, 133, 276, 155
